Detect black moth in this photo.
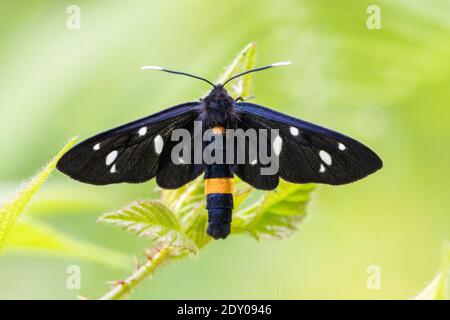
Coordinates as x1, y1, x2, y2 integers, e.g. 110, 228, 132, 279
57, 62, 383, 239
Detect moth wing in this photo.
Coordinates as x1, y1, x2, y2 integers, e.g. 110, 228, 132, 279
235, 102, 382, 186
57, 102, 201, 185
156, 120, 205, 189
230, 117, 279, 190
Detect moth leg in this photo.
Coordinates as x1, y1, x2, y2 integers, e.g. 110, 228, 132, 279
235, 95, 255, 102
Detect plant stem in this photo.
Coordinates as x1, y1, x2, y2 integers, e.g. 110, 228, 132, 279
99, 246, 170, 300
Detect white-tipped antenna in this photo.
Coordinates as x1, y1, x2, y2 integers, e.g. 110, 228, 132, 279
141, 65, 164, 71
270, 61, 291, 67
222, 61, 292, 85
141, 65, 215, 86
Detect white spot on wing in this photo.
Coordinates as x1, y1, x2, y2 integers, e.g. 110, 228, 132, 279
138, 127, 147, 136
290, 127, 299, 136
273, 135, 282, 156
154, 135, 163, 154
106, 150, 118, 166
319, 164, 326, 173
338, 142, 346, 151
93, 143, 100, 151
319, 150, 332, 166
110, 164, 117, 173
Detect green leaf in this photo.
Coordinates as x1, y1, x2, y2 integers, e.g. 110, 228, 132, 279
415, 241, 450, 300
0, 136, 78, 253
232, 181, 315, 240
98, 200, 198, 255
216, 42, 256, 99
4, 220, 131, 270
233, 178, 253, 210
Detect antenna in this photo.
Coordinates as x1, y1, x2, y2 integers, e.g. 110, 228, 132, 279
141, 65, 215, 87
222, 61, 291, 86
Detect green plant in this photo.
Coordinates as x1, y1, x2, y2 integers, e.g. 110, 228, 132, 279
98, 42, 316, 300
0, 137, 131, 269
0, 137, 78, 253
415, 241, 450, 300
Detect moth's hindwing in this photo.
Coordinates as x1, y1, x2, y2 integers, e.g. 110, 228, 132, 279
156, 119, 205, 189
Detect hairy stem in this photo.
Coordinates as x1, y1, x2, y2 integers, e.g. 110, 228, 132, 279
99, 246, 170, 300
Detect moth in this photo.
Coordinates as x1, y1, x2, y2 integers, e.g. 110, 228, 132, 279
57, 62, 383, 239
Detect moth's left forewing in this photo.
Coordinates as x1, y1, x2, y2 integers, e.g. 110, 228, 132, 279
235, 102, 383, 185
57, 102, 201, 185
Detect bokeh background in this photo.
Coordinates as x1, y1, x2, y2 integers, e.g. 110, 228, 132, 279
0, 0, 449, 299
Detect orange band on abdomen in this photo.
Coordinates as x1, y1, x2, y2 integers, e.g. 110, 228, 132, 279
205, 178, 234, 194
212, 126, 225, 134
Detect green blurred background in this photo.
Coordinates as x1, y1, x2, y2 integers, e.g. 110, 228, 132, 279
0, 0, 449, 299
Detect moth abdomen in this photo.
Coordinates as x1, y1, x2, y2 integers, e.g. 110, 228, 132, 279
206, 191, 233, 240
204, 126, 234, 239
